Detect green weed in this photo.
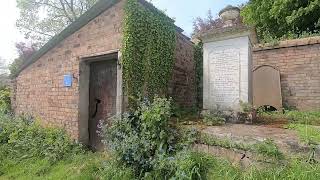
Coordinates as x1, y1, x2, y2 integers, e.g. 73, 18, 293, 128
258, 110, 320, 125
286, 124, 320, 145
201, 109, 226, 126
199, 134, 283, 160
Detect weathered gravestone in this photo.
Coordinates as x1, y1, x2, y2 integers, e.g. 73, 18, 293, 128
200, 6, 257, 112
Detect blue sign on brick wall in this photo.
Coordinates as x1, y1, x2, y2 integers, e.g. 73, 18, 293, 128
64, 74, 73, 87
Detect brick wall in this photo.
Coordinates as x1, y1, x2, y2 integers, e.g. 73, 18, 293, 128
12, 0, 196, 140
253, 37, 320, 110
13, 0, 125, 139
170, 33, 196, 108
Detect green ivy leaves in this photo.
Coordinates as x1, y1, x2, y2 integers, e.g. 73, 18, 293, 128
122, 0, 176, 109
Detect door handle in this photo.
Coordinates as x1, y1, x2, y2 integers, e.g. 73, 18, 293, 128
92, 98, 101, 118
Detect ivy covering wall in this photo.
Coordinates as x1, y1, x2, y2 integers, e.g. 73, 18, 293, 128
194, 42, 203, 109
122, 0, 176, 109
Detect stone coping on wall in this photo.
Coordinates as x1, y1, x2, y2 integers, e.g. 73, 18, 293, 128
253, 36, 320, 51
200, 24, 258, 44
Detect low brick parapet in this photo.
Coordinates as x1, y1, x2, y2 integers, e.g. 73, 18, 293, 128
253, 36, 320, 51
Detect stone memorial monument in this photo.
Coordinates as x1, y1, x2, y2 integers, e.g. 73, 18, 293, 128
200, 5, 257, 111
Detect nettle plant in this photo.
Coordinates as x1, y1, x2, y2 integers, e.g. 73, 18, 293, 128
201, 108, 226, 126
102, 97, 175, 175
122, 0, 176, 109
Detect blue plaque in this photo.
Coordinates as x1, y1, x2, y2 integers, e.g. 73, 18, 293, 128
64, 74, 73, 87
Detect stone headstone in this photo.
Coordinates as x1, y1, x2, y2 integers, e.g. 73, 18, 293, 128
200, 6, 257, 111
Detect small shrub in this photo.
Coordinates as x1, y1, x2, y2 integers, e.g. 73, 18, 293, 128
146, 151, 215, 180
253, 139, 284, 160
99, 158, 135, 180
172, 103, 199, 123
238, 101, 256, 123
102, 97, 175, 175
0, 113, 82, 163
0, 87, 10, 113
177, 127, 199, 149
201, 109, 226, 126
103, 97, 218, 179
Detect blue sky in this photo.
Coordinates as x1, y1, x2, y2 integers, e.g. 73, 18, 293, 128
0, 0, 247, 62
151, 0, 248, 35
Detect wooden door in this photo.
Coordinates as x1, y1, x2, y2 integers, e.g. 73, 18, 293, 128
89, 59, 117, 150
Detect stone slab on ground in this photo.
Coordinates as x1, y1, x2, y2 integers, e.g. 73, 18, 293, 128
197, 124, 316, 156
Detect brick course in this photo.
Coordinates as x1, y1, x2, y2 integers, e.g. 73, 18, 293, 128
169, 33, 196, 108
12, 0, 196, 140
253, 37, 320, 110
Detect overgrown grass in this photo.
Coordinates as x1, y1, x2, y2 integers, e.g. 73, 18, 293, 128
253, 139, 284, 160
258, 110, 320, 126
1, 96, 319, 179
1, 153, 102, 179
286, 124, 320, 145
207, 157, 320, 180
239, 159, 320, 180
0, 152, 136, 180
199, 133, 251, 151
0, 111, 135, 179
0, 112, 319, 179
1, 150, 319, 180
199, 133, 284, 160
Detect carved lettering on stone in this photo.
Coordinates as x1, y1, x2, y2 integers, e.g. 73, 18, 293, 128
208, 48, 240, 109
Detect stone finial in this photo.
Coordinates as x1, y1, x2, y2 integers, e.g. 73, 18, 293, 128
219, 5, 240, 27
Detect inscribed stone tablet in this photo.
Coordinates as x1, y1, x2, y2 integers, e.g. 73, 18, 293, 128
209, 48, 240, 108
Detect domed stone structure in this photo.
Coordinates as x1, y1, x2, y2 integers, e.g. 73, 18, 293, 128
219, 5, 241, 27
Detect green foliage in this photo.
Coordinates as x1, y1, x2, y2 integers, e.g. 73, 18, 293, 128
240, 101, 253, 113
122, 0, 176, 109
286, 124, 320, 145
0, 87, 10, 113
99, 157, 135, 180
9, 58, 23, 78
103, 97, 217, 179
258, 110, 320, 125
240, 159, 320, 180
177, 127, 199, 148
201, 109, 226, 126
0, 113, 82, 163
238, 101, 254, 123
0, 58, 9, 88
2, 151, 320, 180
199, 133, 251, 151
199, 133, 283, 160
253, 138, 284, 160
1, 153, 102, 179
241, 0, 320, 42
194, 42, 203, 109
102, 97, 174, 175
172, 103, 199, 123
148, 151, 215, 180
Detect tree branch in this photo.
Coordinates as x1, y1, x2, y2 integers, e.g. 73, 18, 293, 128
34, 0, 64, 12
23, 26, 54, 37
63, 0, 77, 20
58, 0, 74, 22
79, 0, 84, 15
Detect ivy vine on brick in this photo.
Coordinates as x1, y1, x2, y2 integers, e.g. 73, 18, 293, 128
122, 0, 176, 109
194, 42, 203, 109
